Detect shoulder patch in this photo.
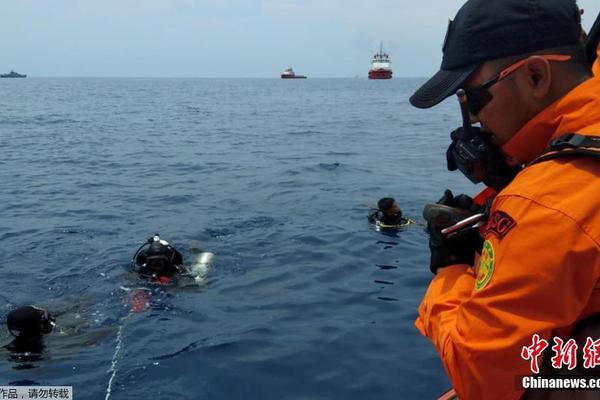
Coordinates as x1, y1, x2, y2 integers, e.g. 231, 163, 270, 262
476, 240, 495, 291
484, 210, 516, 240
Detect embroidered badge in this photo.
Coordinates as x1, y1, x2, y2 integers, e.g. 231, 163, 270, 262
484, 210, 516, 240
476, 240, 495, 291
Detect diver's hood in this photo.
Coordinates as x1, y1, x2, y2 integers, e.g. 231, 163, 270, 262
7, 306, 55, 339
134, 236, 183, 278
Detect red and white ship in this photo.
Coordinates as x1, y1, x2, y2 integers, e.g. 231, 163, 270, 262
281, 68, 307, 79
368, 42, 392, 80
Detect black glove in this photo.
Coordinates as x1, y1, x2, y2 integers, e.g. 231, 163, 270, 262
429, 226, 482, 274
436, 189, 482, 215
427, 190, 484, 274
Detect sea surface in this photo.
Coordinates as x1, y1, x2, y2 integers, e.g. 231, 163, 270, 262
0, 78, 479, 400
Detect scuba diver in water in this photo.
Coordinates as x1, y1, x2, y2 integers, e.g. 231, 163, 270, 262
369, 197, 412, 229
3, 300, 117, 362
128, 233, 214, 312
4, 305, 55, 354
132, 234, 184, 285
131, 234, 213, 286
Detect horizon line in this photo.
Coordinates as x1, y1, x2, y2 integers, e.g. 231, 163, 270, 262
3, 75, 428, 79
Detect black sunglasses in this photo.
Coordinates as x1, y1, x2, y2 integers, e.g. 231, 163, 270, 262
464, 55, 572, 116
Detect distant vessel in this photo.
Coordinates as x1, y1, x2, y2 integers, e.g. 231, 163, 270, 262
281, 68, 306, 79
0, 70, 27, 78
368, 42, 392, 80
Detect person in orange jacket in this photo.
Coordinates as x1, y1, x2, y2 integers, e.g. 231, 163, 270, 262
409, 0, 600, 399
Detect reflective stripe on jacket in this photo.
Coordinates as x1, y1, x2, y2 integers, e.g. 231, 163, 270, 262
416, 77, 600, 400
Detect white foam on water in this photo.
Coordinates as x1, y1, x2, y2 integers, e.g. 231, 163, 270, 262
105, 313, 130, 400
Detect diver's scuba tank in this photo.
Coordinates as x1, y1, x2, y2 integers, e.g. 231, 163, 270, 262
187, 252, 215, 283
132, 234, 183, 278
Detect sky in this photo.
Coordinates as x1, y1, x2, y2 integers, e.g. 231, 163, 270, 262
0, 0, 598, 78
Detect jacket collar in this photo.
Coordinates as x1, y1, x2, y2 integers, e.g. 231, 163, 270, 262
502, 77, 600, 164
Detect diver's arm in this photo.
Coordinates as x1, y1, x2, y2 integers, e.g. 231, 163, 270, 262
416, 197, 600, 400
368, 210, 379, 223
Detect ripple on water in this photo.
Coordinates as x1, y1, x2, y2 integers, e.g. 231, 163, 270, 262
0, 78, 465, 399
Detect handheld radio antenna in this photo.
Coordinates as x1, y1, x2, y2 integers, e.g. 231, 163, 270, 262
586, 11, 600, 66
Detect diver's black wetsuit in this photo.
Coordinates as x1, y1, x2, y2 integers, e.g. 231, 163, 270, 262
369, 210, 408, 226
381, 213, 407, 225
5, 337, 45, 354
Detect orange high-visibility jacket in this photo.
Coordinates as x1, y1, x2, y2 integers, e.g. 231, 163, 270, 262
416, 77, 600, 400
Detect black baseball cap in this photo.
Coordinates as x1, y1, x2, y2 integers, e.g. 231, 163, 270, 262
410, 0, 583, 109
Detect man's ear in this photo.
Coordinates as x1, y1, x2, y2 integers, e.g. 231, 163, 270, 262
522, 56, 552, 99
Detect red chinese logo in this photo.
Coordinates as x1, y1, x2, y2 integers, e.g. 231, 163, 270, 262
583, 337, 600, 369
551, 337, 578, 370
521, 334, 549, 374
521, 335, 600, 372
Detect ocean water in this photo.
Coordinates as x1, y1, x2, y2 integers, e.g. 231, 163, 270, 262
0, 78, 478, 399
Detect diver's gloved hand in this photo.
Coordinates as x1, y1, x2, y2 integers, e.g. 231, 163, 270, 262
425, 189, 484, 274
367, 209, 379, 224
